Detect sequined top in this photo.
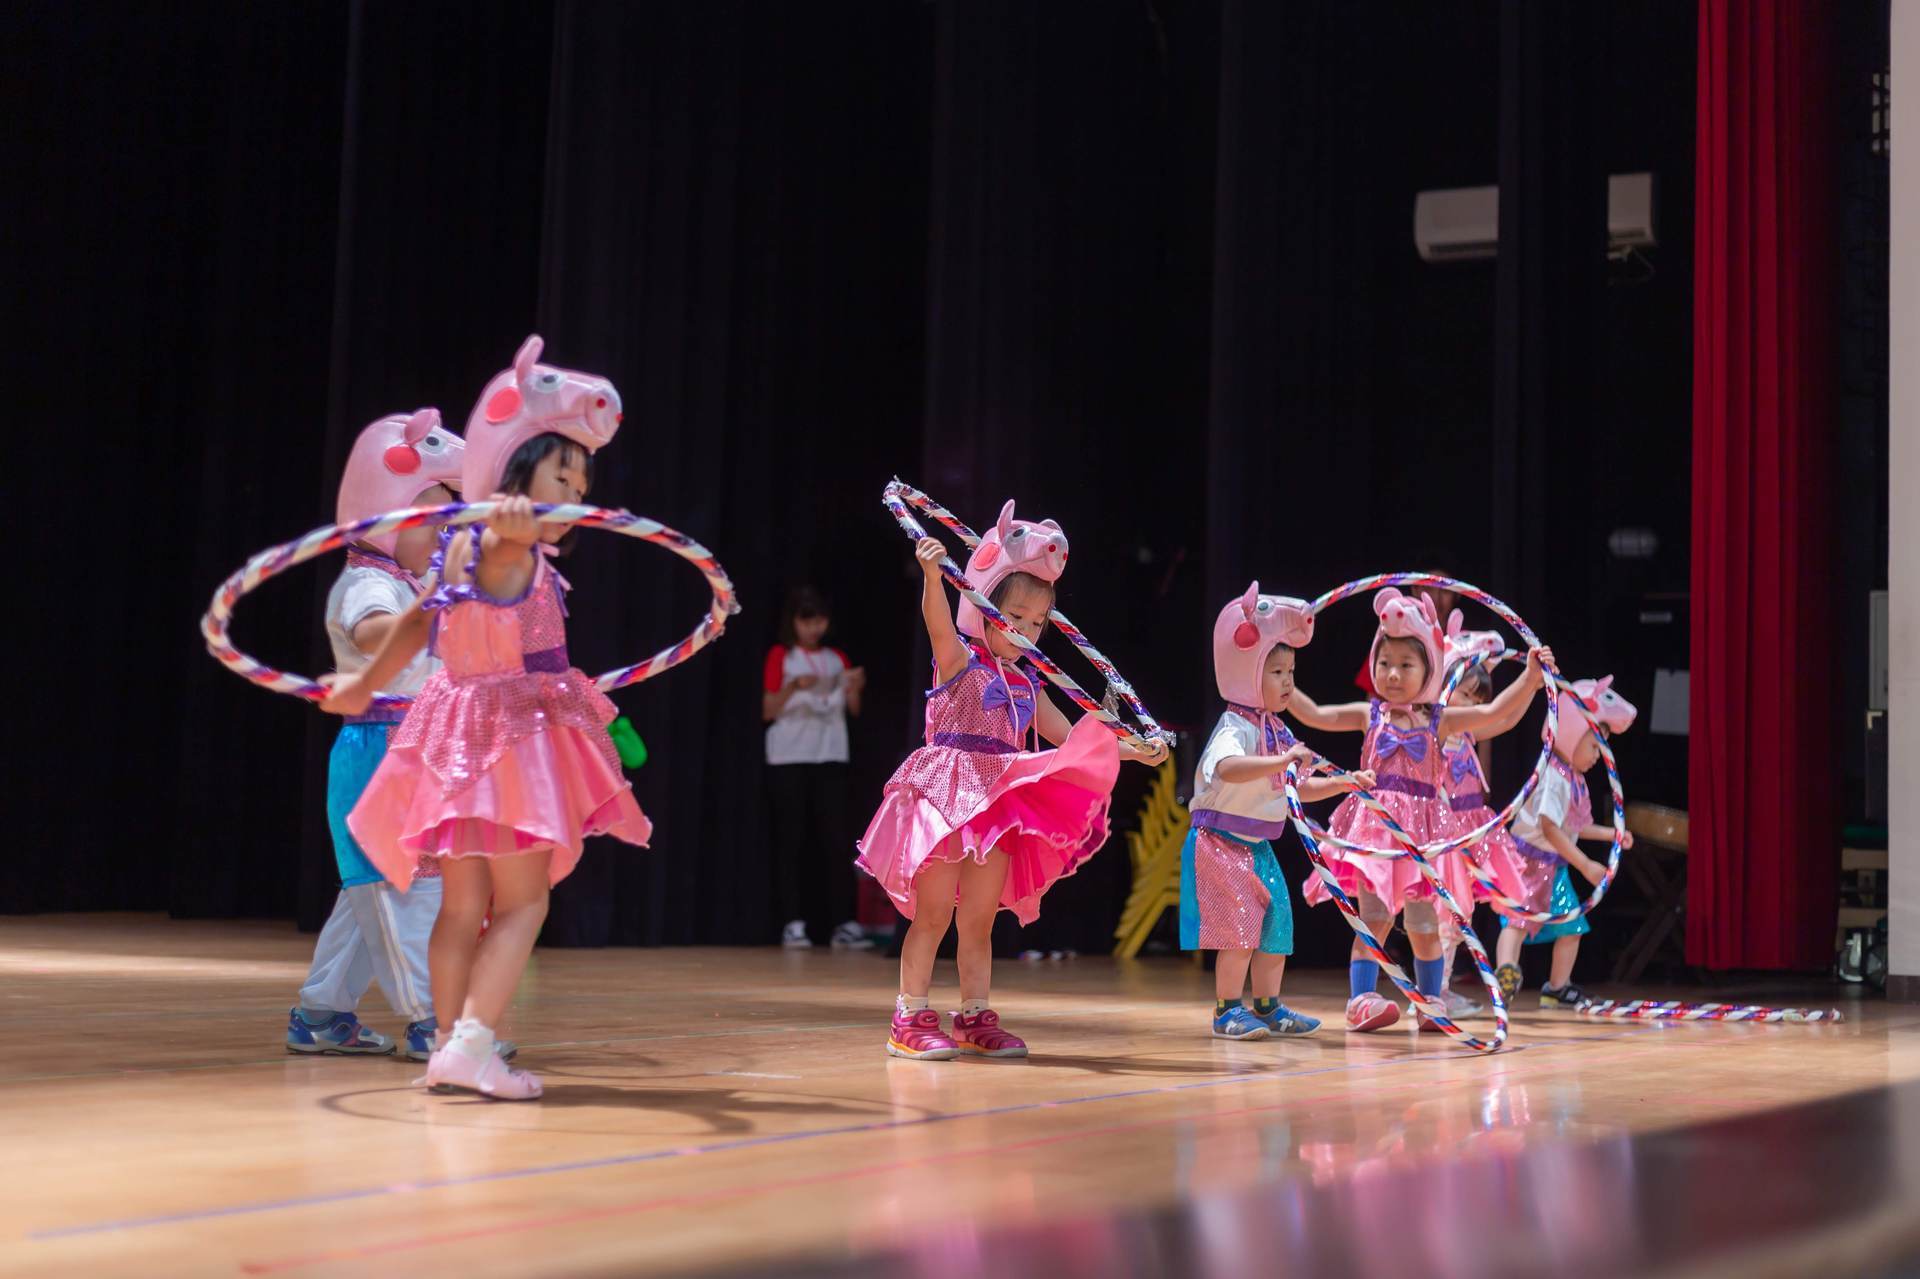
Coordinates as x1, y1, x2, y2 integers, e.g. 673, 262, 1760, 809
1357, 699, 1444, 801
880, 643, 1044, 826
1189, 704, 1299, 840
389, 530, 621, 795
1443, 734, 1487, 811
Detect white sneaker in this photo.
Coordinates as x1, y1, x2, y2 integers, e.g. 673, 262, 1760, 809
830, 921, 875, 951
781, 920, 813, 949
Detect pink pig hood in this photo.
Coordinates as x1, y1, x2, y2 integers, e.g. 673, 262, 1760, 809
1367, 587, 1452, 705
337, 407, 466, 555
462, 334, 625, 497
1443, 621, 1505, 683
954, 499, 1070, 639
1212, 581, 1314, 708
1554, 675, 1638, 761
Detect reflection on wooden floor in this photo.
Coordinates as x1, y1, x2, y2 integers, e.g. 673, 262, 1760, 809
2, 916, 1915, 1279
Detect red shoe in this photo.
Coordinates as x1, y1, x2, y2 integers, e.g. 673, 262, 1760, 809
950, 1008, 1029, 1058
1345, 993, 1401, 1033
887, 1007, 959, 1060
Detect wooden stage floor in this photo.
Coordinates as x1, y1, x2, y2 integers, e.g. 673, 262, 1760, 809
3, 915, 1917, 1278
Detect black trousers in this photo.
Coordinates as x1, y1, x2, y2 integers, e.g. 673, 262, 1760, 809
766, 761, 855, 943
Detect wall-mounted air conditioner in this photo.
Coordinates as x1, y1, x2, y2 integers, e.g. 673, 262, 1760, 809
1414, 172, 1657, 263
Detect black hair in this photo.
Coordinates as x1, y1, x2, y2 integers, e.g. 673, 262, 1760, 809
1453, 663, 1493, 701
990, 570, 1055, 613
778, 585, 831, 647
496, 433, 594, 555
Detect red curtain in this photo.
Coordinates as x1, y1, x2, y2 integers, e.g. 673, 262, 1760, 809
1688, 0, 1837, 969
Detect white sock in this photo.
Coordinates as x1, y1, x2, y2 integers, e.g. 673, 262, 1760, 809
896, 994, 929, 1015
960, 999, 990, 1017
449, 1017, 496, 1061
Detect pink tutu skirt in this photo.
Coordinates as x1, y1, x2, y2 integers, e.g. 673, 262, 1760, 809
1439, 801, 1531, 906
1303, 787, 1477, 915
348, 667, 651, 890
857, 715, 1119, 925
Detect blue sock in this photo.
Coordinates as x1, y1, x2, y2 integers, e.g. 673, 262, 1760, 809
296, 1007, 337, 1026
1415, 957, 1446, 998
1349, 960, 1380, 1000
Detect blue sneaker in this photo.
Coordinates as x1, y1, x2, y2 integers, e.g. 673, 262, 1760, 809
1256, 1003, 1321, 1037
403, 1018, 438, 1062
286, 1008, 394, 1056
405, 1019, 519, 1064
1211, 1006, 1272, 1040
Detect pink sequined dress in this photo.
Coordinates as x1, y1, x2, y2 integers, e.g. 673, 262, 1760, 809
1304, 700, 1474, 913
856, 642, 1119, 925
348, 536, 650, 889
1437, 734, 1529, 906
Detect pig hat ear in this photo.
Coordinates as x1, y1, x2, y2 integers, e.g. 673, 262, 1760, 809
1233, 581, 1262, 649
513, 334, 544, 386
401, 407, 440, 445
995, 499, 1016, 541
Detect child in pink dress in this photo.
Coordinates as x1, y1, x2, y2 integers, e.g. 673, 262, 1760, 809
857, 502, 1166, 1060
323, 336, 651, 1100
1290, 588, 1550, 1034
1428, 628, 1531, 1017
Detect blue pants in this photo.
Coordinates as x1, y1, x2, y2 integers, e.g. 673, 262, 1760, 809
297, 879, 440, 1022
297, 721, 439, 1022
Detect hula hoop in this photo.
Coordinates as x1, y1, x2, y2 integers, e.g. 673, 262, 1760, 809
1290, 576, 1630, 928
202, 500, 740, 713
881, 479, 1170, 753
1576, 1000, 1843, 1024
1279, 572, 1628, 1053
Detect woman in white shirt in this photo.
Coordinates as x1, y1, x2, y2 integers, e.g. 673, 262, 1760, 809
763, 587, 866, 947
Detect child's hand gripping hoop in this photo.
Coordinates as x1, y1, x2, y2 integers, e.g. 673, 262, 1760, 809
201, 500, 741, 713
881, 478, 1172, 755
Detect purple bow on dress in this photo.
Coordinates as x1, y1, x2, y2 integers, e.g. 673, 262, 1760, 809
981, 675, 1035, 735
1448, 747, 1477, 784
1374, 724, 1428, 764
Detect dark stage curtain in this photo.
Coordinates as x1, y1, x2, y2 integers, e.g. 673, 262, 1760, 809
1687, 0, 1839, 970
11, 3, 1717, 970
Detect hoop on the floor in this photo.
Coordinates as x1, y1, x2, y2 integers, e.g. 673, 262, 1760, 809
881, 478, 1170, 753
1576, 1000, 1843, 1024
201, 500, 740, 713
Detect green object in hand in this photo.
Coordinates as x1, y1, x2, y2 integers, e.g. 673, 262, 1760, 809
609, 716, 648, 770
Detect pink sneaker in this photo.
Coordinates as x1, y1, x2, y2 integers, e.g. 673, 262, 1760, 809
950, 1008, 1028, 1058
887, 1008, 959, 1060
1345, 993, 1401, 1033
425, 1044, 544, 1100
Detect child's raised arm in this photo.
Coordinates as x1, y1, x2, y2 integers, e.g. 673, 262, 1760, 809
1287, 688, 1369, 733
1438, 645, 1553, 738
916, 537, 970, 684
472, 495, 541, 601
